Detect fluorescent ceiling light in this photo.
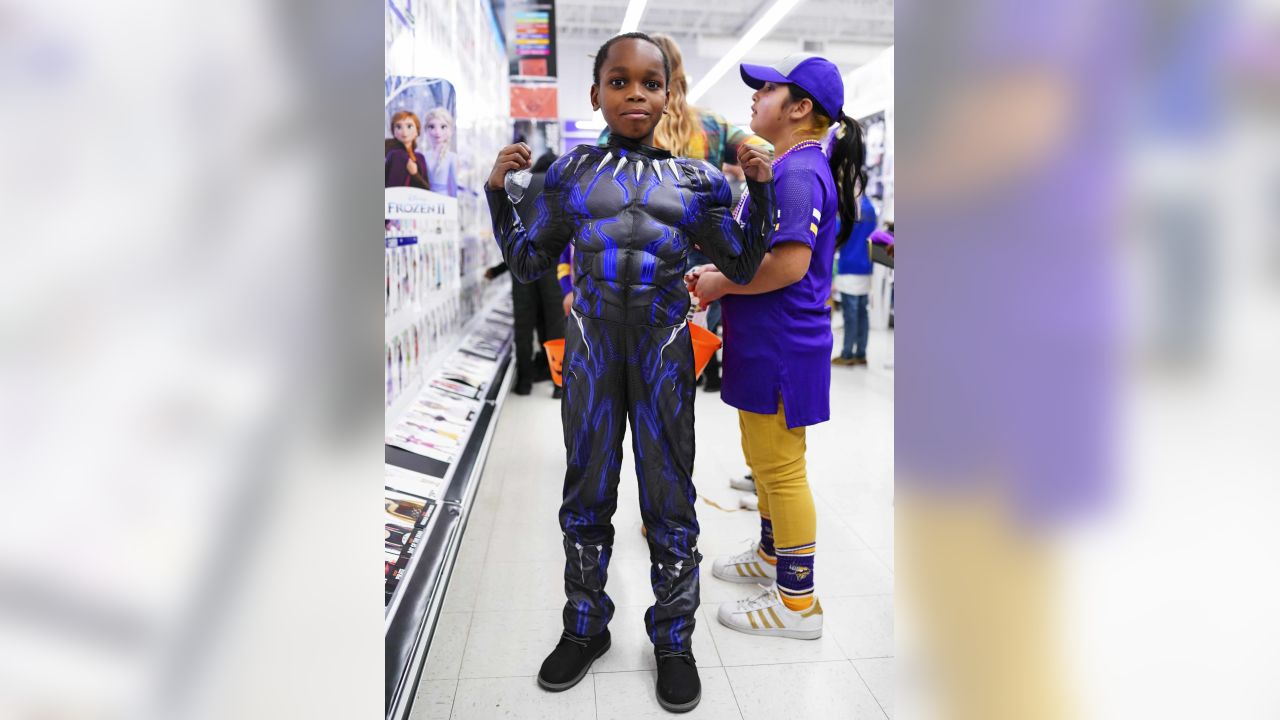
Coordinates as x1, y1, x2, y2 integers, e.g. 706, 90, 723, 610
618, 0, 650, 35
687, 0, 804, 105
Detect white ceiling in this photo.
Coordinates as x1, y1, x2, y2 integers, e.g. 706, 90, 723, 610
555, 0, 894, 46
541, 0, 894, 124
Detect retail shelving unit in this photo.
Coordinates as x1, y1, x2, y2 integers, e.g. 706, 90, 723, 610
383, 3, 521, 716
383, 304, 514, 720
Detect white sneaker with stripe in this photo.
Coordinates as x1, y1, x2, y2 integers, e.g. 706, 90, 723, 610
728, 473, 756, 492
711, 542, 777, 584
716, 585, 823, 640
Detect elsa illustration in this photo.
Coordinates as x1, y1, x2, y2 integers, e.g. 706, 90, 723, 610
423, 107, 459, 197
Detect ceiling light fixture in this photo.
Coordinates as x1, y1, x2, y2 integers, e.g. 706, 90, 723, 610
687, 0, 805, 105
618, 0, 650, 35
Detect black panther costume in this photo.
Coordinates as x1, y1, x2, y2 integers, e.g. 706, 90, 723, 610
486, 134, 775, 652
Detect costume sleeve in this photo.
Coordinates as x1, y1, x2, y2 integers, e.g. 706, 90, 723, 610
485, 153, 576, 282
682, 162, 774, 285
556, 245, 573, 296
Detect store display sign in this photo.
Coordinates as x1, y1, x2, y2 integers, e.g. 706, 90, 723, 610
510, 83, 558, 120
510, 1, 557, 78
386, 75, 460, 198
385, 186, 456, 219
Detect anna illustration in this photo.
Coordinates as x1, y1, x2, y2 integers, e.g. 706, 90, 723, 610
385, 110, 432, 190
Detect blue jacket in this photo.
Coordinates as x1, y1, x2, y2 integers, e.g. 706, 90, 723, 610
836, 195, 877, 276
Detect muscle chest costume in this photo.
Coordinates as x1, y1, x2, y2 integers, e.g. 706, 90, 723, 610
486, 134, 775, 650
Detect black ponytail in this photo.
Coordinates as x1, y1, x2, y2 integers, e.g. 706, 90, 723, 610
829, 116, 867, 248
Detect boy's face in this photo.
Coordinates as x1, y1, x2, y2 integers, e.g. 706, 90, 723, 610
591, 38, 667, 146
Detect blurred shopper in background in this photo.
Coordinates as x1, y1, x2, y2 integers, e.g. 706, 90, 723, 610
833, 194, 878, 366
484, 150, 566, 396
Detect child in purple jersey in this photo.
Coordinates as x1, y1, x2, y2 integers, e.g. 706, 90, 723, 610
689, 54, 867, 639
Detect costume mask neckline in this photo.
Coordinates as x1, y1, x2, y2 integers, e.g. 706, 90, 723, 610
606, 134, 673, 160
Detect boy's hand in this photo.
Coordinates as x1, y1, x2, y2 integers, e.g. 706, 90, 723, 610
562, 292, 574, 317
487, 143, 532, 191
737, 145, 772, 183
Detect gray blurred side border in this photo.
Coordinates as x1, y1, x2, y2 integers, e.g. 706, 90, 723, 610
896, 0, 1280, 718
0, 0, 384, 717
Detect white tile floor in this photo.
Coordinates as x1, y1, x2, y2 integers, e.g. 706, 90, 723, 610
412, 328, 894, 720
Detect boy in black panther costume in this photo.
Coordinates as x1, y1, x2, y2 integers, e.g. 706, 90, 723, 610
485, 32, 774, 713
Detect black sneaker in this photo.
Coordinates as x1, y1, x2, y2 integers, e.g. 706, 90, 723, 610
537, 629, 610, 692
513, 381, 532, 396
655, 649, 700, 713
551, 386, 563, 399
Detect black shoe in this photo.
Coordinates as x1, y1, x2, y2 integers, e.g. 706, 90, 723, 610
655, 649, 700, 713
537, 630, 610, 692
512, 371, 532, 394
551, 386, 563, 399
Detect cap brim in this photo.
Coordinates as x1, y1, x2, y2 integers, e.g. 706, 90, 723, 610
739, 63, 789, 89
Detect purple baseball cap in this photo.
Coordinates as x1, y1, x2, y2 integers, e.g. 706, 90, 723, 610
740, 53, 845, 121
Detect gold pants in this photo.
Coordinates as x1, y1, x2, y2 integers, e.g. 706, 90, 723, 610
738, 401, 817, 554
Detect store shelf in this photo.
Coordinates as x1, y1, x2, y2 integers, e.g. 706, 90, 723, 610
383, 346, 514, 720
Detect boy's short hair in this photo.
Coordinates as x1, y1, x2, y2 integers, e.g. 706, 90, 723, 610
592, 32, 670, 86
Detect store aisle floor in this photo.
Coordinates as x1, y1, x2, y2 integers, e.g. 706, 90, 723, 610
412, 329, 895, 720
